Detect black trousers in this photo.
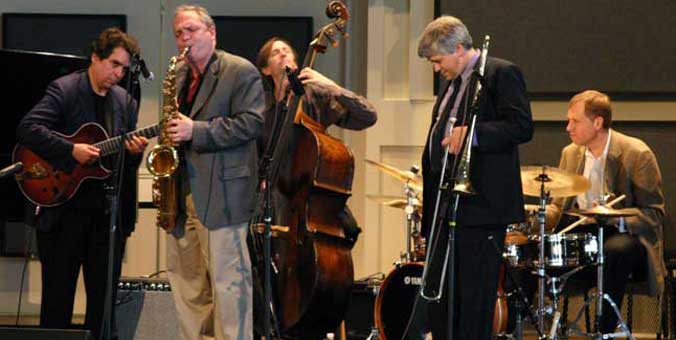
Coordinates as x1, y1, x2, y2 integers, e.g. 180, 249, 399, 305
36, 204, 126, 338
425, 224, 506, 340
600, 232, 646, 333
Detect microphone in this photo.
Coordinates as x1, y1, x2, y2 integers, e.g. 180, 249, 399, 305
133, 54, 154, 81
138, 57, 154, 81
285, 66, 305, 96
0, 162, 23, 179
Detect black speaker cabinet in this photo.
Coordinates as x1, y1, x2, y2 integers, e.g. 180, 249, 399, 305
116, 278, 178, 340
0, 327, 91, 339
343, 280, 379, 340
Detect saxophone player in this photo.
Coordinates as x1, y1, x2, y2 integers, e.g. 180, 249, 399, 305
165, 5, 265, 340
417, 16, 533, 339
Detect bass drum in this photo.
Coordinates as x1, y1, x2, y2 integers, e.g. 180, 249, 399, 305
374, 262, 429, 339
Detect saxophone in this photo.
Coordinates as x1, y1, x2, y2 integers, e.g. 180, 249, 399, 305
146, 47, 189, 232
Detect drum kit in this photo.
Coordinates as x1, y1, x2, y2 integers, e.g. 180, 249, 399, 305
366, 160, 639, 340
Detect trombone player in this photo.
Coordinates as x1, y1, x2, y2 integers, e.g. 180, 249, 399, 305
417, 16, 533, 339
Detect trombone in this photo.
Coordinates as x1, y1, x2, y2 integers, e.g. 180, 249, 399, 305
419, 35, 490, 301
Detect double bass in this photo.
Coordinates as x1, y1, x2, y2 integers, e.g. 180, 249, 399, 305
251, 2, 354, 337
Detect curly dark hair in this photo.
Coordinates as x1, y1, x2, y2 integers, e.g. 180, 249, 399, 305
89, 27, 140, 60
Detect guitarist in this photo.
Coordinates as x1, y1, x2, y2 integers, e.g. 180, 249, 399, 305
15, 27, 148, 337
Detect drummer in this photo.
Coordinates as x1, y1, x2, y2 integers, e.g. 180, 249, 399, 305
549, 90, 666, 334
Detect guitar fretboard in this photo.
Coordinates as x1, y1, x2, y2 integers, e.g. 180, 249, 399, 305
95, 124, 160, 157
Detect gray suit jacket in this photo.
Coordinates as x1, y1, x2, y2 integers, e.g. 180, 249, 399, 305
552, 130, 666, 295
172, 49, 265, 236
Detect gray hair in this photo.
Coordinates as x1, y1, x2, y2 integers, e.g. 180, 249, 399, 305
175, 4, 215, 28
417, 16, 473, 58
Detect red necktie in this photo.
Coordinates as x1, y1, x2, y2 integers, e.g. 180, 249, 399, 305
186, 72, 200, 104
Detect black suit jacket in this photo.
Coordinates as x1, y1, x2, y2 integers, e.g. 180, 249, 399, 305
16, 70, 142, 235
421, 57, 533, 236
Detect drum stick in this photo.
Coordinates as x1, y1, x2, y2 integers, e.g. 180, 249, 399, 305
557, 194, 626, 235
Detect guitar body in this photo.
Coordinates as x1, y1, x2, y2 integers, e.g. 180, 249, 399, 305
14, 123, 111, 207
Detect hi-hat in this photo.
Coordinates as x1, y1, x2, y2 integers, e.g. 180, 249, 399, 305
365, 159, 423, 192
572, 205, 639, 218
366, 194, 422, 210
521, 165, 590, 198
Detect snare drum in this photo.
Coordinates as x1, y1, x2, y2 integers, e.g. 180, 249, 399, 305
534, 233, 598, 267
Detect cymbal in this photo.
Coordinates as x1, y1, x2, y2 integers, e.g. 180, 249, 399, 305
365, 159, 423, 191
366, 194, 422, 210
572, 205, 639, 218
521, 165, 590, 198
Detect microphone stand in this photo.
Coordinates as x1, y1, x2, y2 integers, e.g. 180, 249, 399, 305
99, 58, 142, 340
256, 69, 301, 339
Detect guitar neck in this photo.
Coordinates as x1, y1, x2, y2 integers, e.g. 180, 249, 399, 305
95, 124, 160, 157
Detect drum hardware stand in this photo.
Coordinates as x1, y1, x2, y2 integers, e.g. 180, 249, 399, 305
545, 264, 589, 339
366, 326, 380, 340
533, 166, 553, 339
533, 175, 592, 340
402, 176, 422, 262
489, 235, 544, 340
564, 217, 634, 340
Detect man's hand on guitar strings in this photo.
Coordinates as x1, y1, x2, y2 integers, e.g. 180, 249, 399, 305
124, 135, 149, 154
72, 143, 100, 165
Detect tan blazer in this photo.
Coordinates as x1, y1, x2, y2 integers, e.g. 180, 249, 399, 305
551, 130, 666, 296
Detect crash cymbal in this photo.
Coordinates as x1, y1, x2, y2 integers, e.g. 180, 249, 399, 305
366, 194, 422, 210
365, 159, 423, 191
521, 165, 590, 198
573, 205, 639, 218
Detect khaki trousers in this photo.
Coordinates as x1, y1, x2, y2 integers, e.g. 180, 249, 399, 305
167, 195, 252, 340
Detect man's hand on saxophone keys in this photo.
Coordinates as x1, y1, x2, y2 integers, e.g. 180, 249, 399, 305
168, 112, 194, 143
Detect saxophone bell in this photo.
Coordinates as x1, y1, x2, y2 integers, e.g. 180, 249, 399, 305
146, 145, 179, 177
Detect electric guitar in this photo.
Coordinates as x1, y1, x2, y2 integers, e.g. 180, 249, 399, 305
13, 122, 160, 207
